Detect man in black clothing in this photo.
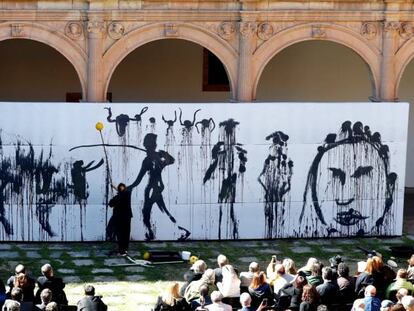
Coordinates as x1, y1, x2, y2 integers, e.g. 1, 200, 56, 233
109, 183, 132, 255
77, 285, 107, 311
35, 264, 67, 306
316, 267, 340, 307
6, 264, 35, 302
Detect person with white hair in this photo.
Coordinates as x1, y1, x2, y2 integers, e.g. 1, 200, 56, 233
181, 260, 208, 296
214, 255, 229, 285
2, 300, 19, 311
298, 258, 319, 277
396, 288, 409, 304
205, 291, 231, 311
184, 269, 217, 302
239, 293, 253, 311
240, 262, 260, 292
363, 285, 381, 311
36, 264, 67, 306
401, 295, 414, 311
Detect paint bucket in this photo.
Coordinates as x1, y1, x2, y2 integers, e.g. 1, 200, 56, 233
181, 251, 191, 260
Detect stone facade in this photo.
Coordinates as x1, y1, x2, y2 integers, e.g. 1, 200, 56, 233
0, 0, 414, 102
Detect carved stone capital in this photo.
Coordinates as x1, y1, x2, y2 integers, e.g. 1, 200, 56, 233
361, 22, 377, 40
257, 22, 274, 41
164, 23, 178, 37
218, 22, 236, 41
87, 20, 106, 35
399, 22, 413, 39
311, 25, 326, 38
10, 24, 24, 37
239, 22, 257, 38
108, 22, 125, 40
65, 22, 83, 40
384, 21, 401, 33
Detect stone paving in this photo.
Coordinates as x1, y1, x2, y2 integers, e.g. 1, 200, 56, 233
0, 235, 414, 310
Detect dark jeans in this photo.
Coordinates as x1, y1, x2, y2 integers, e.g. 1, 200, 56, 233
115, 217, 131, 253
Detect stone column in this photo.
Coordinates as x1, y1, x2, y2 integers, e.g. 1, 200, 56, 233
86, 18, 106, 102
380, 22, 400, 102
236, 21, 257, 102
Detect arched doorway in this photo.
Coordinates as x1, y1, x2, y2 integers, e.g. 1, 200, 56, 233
256, 41, 374, 102
0, 40, 83, 102
107, 39, 232, 102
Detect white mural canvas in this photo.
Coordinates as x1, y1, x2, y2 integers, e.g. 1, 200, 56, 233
0, 102, 408, 241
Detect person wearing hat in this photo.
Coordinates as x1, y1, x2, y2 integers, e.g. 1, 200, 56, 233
380, 300, 394, 311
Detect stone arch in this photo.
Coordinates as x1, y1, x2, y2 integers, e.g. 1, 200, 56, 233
395, 39, 414, 98
252, 23, 381, 100
103, 22, 238, 100
0, 22, 87, 99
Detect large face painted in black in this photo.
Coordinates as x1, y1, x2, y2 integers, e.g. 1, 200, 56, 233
300, 121, 397, 236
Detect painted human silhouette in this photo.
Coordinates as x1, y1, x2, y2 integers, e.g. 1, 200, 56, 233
70, 159, 104, 203
300, 121, 397, 237
128, 133, 190, 241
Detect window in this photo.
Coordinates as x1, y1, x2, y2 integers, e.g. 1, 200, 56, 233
202, 49, 230, 92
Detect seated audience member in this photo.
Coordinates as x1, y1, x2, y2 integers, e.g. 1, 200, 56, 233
385, 269, 414, 300
266, 256, 280, 286
248, 272, 273, 309
355, 258, 375, 298
217, 265, 240, 299
307, 263, 323, 287
239, 293, 254, 311
154, 282, 190, 311
205, 291, 231, 311
380, 300, 394, 311
35, 289, 52, 311
185, 269, 216, 303
407, 255, 414, 282
396, 288, 409, 304
282, 258, 297, 276
214, 255, 229, 285
279, 274, 307, 311
2, 300, 19, 311
7, 265, 35, 302
273, 264, 294, 297
190, 286, 212, 311
316, 267, 339, 307
240, 262, 259, 292
372, 256, 395, 300
45, 302, 58, 311
351, 299, 365, 311
77, 285, 107, 311
337, 263, 355, 303
181, 260, 208, 296
36, 264, 67, 306
364, 285, 381, 311
3, 288, 22, 311
401, 295, 414, 311
299, 284, 320, 311
299, 258, 319, 277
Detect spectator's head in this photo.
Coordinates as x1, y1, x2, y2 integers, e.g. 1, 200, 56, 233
397, 288, 409, 302
202, 269, 215, 285
40, 289, 52, 305
275, 264, 285, 276
117, 183, 126, 192
305, 258, 318, 271
250, 272, 266, 290
217, 255, 228, 268
162, 282, 180, 306
11, 287, 23, 302
372, 256, 384, 272
391, 303, 406, 311
302, 284, 319, 304
408, 255, 414, 267
352, 299, 365, 311
240, 293, 252, 307
41, 264, 53, 278
364, 285, 377, 297
337, 263, 350, 278
294, 275, 307, 288
211, 291, 223, 304
397, 269, 408, 280
3, 300, 20, 311
84, 285, 95, 296
45, 302, 58, 311
322, 267, 333, 281
249, 262, 259, 273
282, 258, 297, 275
311, 263, 322, 277
13, 273, 28, 289
380, 300, 394, 311
402, 295, 414, 311
14, 264, 25, 275
365, 258, 375, 274
192, 260, 207, 274
199, 285, 209, 298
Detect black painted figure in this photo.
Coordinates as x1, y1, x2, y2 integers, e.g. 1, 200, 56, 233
105, 107, 148, 137
203, 119, 247, 240
162, 111, 177, 136
128, 133, 190, 241
258, 131, 293, 239
109, 183, 132, 255
70, 159, 104, 203
179, 108, 200, 133
195, 118, 215, 134
0, 158, 14, 235
299, 121, 397, 237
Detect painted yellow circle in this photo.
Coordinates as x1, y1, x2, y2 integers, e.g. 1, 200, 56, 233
95, 122, 104, 131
